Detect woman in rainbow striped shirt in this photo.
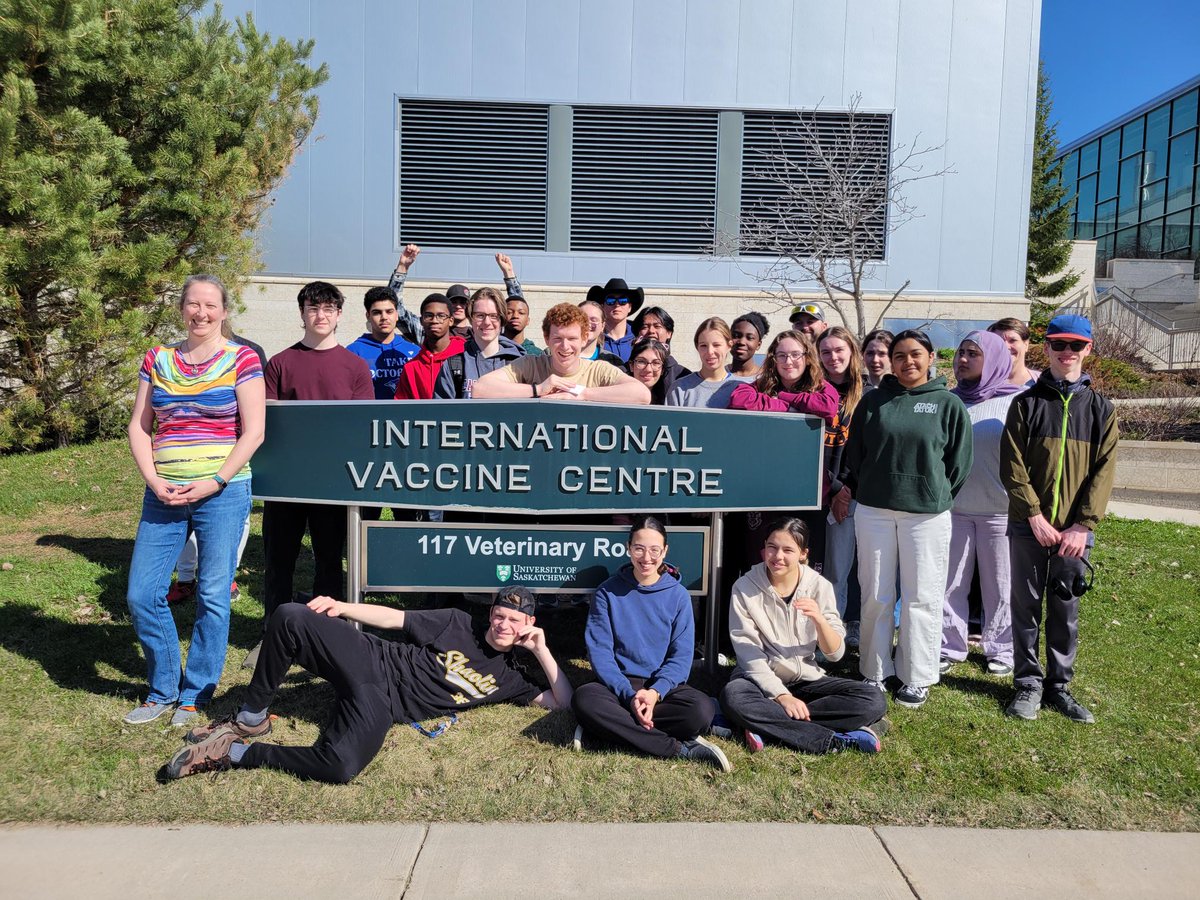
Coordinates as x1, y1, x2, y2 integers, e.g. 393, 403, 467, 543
123, 275, 265, 727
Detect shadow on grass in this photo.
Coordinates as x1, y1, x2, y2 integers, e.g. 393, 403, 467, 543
0, 602, 145, 698
36, 532, 264, 650
940, 669, 1013, 712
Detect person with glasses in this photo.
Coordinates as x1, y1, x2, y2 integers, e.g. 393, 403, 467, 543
633, 306, 691, 396
842, 330, 972, 710
433, 287, 526, 399
252, 282, 374, 670
586, 277, 643, 363
1001, 315, 1117, 724
393, 294, 467, 400
577, 299, 625, 366
571, 516, 732, 772
626, 336, 671, 405
728, 330, 840, 577
473, 303, 649, 404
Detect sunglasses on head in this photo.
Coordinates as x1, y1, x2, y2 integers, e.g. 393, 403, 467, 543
1048, 339, 1089, 352
604, 296, 631, 306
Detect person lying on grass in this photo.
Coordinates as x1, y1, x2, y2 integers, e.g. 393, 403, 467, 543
163, 587, 572, 783
719, 517, 889, 754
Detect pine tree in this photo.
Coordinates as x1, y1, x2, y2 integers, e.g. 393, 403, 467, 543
1026, 63, 1079, 308
0, 0, 327, 449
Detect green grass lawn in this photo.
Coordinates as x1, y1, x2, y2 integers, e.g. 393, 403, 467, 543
1, 440, 1198, 828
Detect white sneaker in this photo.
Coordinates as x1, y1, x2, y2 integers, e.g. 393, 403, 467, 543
571, 724, 583, 752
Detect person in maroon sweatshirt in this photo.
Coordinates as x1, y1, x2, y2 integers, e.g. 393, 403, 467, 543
394, 293, 466, 400
249, 282, 373, 669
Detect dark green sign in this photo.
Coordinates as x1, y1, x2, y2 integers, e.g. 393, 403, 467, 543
254, 399, 824, 513
363, 523, 709, 595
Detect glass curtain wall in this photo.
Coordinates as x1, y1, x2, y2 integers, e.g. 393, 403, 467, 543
1056, 83, 1200, 274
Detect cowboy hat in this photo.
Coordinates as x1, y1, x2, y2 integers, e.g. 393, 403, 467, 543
586, 278, 644, 315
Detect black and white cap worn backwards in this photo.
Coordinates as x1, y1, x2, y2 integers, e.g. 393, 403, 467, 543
492, 585, 537, 617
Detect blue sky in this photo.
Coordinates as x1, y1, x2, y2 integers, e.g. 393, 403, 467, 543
1040, 0, 1200, 147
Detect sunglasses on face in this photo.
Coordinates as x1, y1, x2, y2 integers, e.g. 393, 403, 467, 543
1048, 339, 1089, 352
604, 297, 631, 306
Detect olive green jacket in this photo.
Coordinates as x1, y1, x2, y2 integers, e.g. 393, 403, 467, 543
1000, 371, 1118, 531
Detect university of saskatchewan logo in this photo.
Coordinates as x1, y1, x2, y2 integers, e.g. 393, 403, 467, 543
495, 565, 512, 583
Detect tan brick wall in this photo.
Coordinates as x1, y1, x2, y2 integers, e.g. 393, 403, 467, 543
236, 275, 1030, 370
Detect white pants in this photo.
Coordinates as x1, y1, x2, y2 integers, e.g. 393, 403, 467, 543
176, 510, 252, 582
855, 503, 952, 688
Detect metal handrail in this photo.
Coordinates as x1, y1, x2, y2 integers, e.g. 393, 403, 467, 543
1103, 286, 1196, 332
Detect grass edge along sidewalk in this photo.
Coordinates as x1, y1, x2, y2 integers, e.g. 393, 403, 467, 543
0, 439, 1198, 828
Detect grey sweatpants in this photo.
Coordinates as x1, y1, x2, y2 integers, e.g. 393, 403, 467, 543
1008, 522, 1092, 692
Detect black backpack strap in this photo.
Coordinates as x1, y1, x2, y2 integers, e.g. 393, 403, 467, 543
449, 353, 465, 398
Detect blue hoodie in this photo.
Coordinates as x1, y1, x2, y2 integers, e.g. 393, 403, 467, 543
346, 332, 420, 399
584, 564, 694, 703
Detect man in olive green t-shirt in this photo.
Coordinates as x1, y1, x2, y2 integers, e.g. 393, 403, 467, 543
473, 303, 650, 405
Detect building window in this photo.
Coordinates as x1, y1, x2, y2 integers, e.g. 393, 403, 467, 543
570, 106, 719, 254
740, 109, 892, 260
398, 100, 549, 249
396, 99, 892, 257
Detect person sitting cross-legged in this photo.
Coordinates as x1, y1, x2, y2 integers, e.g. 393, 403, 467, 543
570, 516, 731, 772
719, 517, 889, 755
163, 587, 572, 783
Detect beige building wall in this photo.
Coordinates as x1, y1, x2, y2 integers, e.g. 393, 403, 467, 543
237, 276, 1031, 371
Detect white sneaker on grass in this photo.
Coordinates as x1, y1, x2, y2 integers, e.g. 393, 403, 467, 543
123, 701, 175, 725
571, 725, 583, 752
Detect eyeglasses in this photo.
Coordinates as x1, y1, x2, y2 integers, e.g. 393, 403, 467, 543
1048, 339, 1089, 352
421, 312, 451, 322
632, 358, 663, 370
304, 303, 340, 317
471, 313, 501, 323
604, 297, 631, 306
773, 351, 806, 363
795, 304, 821, 315
630, 545, 664, 559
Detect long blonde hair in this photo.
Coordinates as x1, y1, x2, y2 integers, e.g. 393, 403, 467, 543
754, 330, 824, 396
817, 326, 863, 419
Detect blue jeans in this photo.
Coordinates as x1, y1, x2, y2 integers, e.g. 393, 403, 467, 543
126, 480, 251, 706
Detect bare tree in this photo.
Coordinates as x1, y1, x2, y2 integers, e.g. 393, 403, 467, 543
721, 94, 952, 339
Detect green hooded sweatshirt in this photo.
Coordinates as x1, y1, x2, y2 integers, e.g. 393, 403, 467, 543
843, 374, 973, 514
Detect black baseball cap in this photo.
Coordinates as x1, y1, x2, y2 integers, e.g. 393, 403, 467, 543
492, 585, 536, 616
446, 284, 471, 304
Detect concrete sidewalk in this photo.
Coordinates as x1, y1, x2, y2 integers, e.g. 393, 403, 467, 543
2, 823, 1198, 899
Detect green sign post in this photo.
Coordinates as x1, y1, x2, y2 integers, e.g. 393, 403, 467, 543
252, 400, 825, 671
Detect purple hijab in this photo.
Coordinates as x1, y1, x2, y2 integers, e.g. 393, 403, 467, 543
951, 330, 1023, 405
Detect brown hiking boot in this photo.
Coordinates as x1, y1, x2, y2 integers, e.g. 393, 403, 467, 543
165, 731, 241, 779
184, 713, 272, 745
